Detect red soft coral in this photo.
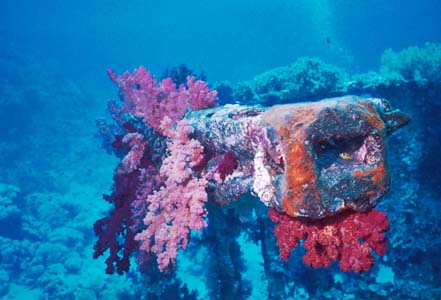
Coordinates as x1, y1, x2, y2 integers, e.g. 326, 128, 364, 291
269, 208, 389, 272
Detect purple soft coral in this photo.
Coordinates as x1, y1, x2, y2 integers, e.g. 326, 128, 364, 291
93, 171, 141, 275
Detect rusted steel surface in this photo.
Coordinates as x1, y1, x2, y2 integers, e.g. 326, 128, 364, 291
187, 96, 409, 218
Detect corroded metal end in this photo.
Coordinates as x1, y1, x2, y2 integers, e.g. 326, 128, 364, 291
187, 96, 410, 219
261, 96, 409, 218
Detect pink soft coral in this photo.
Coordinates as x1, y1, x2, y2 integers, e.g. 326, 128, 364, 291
135, 117, 208, 271
107, 67, 217, 134
120, 133, 146, 173
269, 208, 389, 272
187, 76, 218, 110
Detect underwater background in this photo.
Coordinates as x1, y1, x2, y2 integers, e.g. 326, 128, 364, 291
0, 0, 440, 299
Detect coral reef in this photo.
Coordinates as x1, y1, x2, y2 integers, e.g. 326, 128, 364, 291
217, 43, 441, 110
2, 43, 441, 300
0, 184, 21, 238
214, 57, 349, 106
0, 187, 145, 300
213, 43, 441, 299
54, 42, 441, 299
96, 59, 408, 278
380, 42, 441, 85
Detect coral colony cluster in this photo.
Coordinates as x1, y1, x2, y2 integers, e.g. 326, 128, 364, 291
94, 67, 217, 274
93, 65, 410, 275
1, 43, 438, 299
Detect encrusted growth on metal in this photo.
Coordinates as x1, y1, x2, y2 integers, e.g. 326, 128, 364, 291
186, 96, 409, 218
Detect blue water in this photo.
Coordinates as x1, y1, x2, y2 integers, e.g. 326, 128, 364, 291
0, 1, 440, 299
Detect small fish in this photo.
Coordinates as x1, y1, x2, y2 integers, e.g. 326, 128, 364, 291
339, 152, 352, 160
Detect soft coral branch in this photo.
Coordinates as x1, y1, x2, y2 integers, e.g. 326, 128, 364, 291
120, 133, 146, 174
93, 172, 141, 275
135, 118, 208, 271
269, 208, 389, 272
107, 67, 217, 134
